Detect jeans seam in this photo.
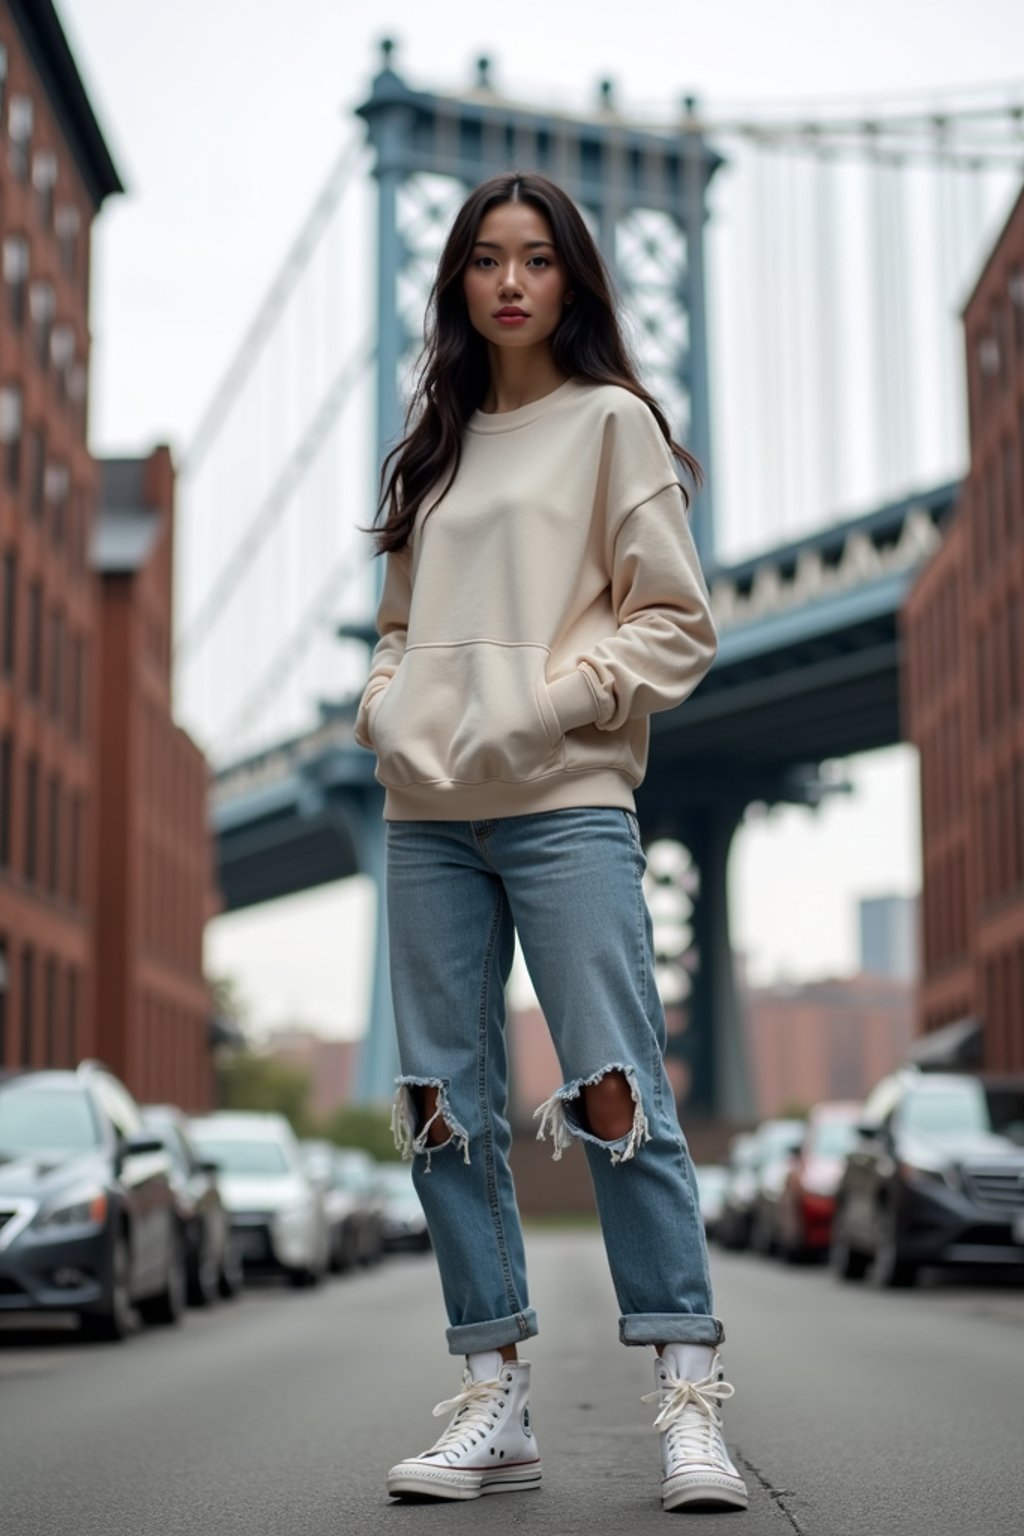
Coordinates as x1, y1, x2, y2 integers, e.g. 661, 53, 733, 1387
478, 883, 522, 1318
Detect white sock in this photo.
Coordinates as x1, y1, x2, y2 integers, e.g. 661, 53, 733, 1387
466, 1349, 505, 1382
659, 1342, 717, 1383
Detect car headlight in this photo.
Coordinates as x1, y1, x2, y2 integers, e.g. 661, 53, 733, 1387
274, 1202, 313, 1229
35, 1186, 108, 1230
898, 1160, 960, 1192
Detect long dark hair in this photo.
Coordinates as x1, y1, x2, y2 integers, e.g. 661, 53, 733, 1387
360, 170, 703, 556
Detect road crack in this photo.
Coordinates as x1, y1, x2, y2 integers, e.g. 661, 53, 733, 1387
735, 1447, 807, 1534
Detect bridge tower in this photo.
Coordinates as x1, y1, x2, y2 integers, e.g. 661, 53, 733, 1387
349, 42, 742, 1115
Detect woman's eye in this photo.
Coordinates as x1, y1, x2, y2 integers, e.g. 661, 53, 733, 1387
471, 256, 552, 268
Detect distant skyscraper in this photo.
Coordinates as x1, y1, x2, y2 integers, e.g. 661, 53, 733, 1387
859, 895, 919, 981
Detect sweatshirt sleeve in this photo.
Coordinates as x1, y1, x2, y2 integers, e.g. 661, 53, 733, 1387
353, 547, 412, 750
546, 479, 718, 735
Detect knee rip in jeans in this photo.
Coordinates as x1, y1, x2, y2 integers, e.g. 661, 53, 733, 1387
391, 1077, 471, 1173
533, 1063, 651, 1165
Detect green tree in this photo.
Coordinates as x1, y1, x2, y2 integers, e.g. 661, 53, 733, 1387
215, 1052, 317, 1138
323, 1104, 402, 1161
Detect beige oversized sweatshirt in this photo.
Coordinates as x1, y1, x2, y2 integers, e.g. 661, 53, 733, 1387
353, 376, 718, 820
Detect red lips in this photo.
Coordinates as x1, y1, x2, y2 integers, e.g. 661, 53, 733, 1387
495, 307, 528, 317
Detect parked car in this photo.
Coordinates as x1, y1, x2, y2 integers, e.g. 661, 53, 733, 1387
301, 1139, 363, 1273
375, 1160, 430, 1252
692, 1164, 729, 1240
333, 1148, 385, 1266
749, 1119, 806, 1255
142, 1104, 243, 1303
716, 1133, 760, 1249
830, 1069, 1024, 1288
188, 1112, 329, 1287
775, 1101, 862, 1263
0, 1064, 185, 1340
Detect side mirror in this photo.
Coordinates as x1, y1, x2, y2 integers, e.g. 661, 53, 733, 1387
120, 1132, 165, 1160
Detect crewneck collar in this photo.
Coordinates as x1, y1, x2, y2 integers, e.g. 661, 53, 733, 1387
467, 376, 582, 433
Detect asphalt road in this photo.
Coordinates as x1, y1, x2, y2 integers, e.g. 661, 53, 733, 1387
2, 1229, 1022, 1536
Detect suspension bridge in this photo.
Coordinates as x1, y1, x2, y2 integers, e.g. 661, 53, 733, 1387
178, 42, 1024, 1115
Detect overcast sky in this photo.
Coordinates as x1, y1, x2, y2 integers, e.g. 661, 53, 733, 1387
55, 1, 1024, 1037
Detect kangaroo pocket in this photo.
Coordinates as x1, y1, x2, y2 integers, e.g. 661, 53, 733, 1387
370, 641, 566, 788
562, 714, 649, 785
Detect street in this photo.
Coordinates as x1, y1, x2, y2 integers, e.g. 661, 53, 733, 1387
2, 1229, 1022, 1535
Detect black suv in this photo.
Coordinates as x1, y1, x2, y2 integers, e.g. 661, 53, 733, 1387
0, 1064, 186, 1339
830, 1068, 1024, 1288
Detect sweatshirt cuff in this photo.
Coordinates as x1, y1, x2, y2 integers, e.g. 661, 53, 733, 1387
547, 669, 601, 735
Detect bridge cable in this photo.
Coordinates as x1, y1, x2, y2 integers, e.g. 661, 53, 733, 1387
181, 136, 368, 476
175, 336, 376, 664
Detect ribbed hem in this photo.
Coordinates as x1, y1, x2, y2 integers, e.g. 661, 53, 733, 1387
619, 1313, 726, 1347
383, 768, 637, 821
446, 1307, 539, 1354
546, 669, 601, 734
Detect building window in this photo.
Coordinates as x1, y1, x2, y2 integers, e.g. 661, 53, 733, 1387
1, 548, 15, 677
69, 793, 82, 907
20, 946, 34, 1067
7, 94, 33, 182
71, 632, 84, 739
46, 460, 69, 548
0, 732, 11, 868
29, 281, 55, 371
66, 965, 77, 1065
24, 754, 39, 883
1011, 268, 1024, 358
0, 384, 23, 488
3, 235, 29, 328
55, 203, 80, 280
49, 606, 63, 719
0, 935, 8, 1065
27, 579, 42, 698
28, 424, 45, 519
32, 150, 57, 228
44, 956, 57, 1065
46, 770, 60, 895
49, 326, 75, 404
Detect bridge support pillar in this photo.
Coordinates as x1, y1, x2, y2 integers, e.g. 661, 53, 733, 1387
681, 803, 754, 1124
349, 792, 401, 1104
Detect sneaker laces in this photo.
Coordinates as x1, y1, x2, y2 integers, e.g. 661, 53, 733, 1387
426, 1371, 504, 1458
641, 1368, 735, 1466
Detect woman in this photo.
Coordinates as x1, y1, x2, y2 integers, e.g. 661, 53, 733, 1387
354, 170, 747, 1515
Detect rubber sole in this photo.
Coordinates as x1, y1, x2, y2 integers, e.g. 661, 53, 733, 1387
662, 1471, 749, 1512
387, 1460, 543, 1501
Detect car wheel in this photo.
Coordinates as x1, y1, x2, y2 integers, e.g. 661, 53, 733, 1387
139, 1225, 187, 1326
219, 1240, 244, 1299
189, 1240, 221, 1308
867, 1206, 918, 1290
829, 1210, 870, 1282
80, 1231, 134, 1342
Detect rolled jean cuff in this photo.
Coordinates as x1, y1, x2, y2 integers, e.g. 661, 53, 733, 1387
619, 1312, 725, 1347
446, 1307, 539, 1355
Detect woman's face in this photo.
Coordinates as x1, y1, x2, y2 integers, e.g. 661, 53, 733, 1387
462, 200, 573, 348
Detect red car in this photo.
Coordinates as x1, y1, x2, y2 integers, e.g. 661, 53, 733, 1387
776, 1102, 862, 1263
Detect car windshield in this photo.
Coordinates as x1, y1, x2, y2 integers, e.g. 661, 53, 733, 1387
0, 1084, 101, 1157
902, 1083, 990, 1138
811, 1121, 857, 1157
190, 1137, 290, 1175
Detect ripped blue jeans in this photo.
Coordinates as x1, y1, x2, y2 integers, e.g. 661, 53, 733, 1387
384, 807, 724, 1356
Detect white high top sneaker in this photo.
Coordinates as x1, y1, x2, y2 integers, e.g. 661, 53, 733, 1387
642, 1343, 749, 1512
387, 1350, 542, 1501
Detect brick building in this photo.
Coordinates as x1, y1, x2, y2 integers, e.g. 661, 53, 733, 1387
902, 180, 1024, 1070
94, 450, 219, 1109
0, 1, 121, 1070
0, 4, 219, 1108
